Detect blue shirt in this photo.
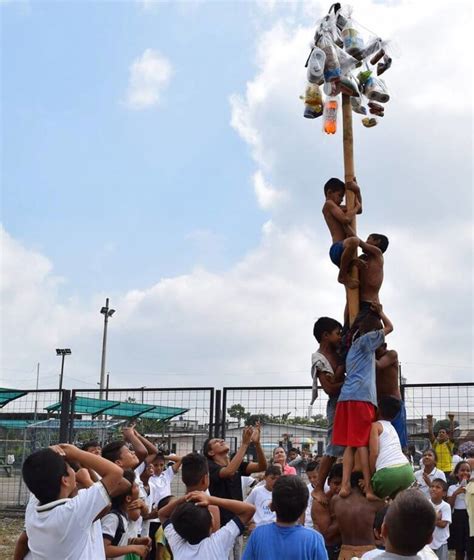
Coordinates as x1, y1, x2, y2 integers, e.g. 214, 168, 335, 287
338, 329, 385, 407
242, 523, 328, 560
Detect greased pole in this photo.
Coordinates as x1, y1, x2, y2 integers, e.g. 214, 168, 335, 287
342, 93, 360, 325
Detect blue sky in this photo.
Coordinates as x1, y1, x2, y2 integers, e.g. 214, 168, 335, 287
1, 0, 472, 391
3, 1, 265, 294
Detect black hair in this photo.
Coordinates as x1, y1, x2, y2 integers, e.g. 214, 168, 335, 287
384, 489, 435, 555
431, 478, 448, 492
181, 452, 209, 487
313, 317, 343, 343
324, 178, 345, 196
152, 453, 166, 463
358, 312, 383, 335
423, 448, 438, 462
157, 495, 174, 509
306, 461, 319, 474
81, 440, 100, 451
265, 465, 283, 477
369, 233, 389, 253
374, 505, 388, 531
378, 396, 402, 421
22, 448, 70, 505
289, 447, 299, 454
102, 440, 127, 463
202, 438, 212, 459
272, 476, 308, 523
110, 469, 136, 509
328, 463, 343, 481
453, 461, 471, 478
171, 502, 212, 545
350, 471, 364, 489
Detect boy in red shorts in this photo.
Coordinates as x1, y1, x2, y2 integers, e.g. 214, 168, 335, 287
333, 303, 393, 501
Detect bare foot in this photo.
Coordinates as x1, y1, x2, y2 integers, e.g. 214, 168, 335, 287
339, 484, 351, 498
338, 273, 359, 289
312, 488, 329, 506
366, 492, 382, 502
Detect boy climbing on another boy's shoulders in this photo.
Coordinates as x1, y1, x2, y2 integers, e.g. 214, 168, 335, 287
322, 177, 362, 289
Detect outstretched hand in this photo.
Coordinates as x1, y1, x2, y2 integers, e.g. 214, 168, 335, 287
250, 422, 261, 444
242, 426, 254, 446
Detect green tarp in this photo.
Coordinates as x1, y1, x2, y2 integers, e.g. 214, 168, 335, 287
0, 389, 28, 408
46, 396, 188, 421
0, 418, 123, 430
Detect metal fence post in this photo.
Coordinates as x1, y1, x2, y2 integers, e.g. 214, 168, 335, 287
59, 390, 71, 443
214, 390, 221, 438
208, 389, 215, 438
221, 388, 227, 439
68, 390, 76, 443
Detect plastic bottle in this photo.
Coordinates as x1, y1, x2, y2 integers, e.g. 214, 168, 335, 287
323, 97, 338, 134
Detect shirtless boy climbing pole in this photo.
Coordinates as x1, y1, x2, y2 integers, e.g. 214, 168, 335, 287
322, 178, 362, 289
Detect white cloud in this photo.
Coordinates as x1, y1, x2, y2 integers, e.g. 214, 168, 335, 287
253, 170, 287, 209
124, 49, 172, 110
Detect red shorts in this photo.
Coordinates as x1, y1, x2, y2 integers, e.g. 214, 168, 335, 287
333, 401, 376, 447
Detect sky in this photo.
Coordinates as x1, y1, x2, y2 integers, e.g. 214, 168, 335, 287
1, 0, 472, 393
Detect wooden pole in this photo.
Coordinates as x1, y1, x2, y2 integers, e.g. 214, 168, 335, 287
341, 93, 360, 325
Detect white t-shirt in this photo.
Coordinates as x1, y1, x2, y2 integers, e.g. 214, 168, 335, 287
451, 455, 462, 470
245, 485, 275, 527
25, 482, 110, 560
415, 469, 446, 497
150, 466, 175, 508
375, 421, 409, 470
305, 482, 314, 528
101, 510, 131, 560
164, 517, 243, 559
429, 500, 451, 550
361, 546, 438, 560
448, 483, 467, 510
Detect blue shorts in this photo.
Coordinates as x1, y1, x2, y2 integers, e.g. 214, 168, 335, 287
329, 241, 344, 267
325, 396, 345, 457
391, 400, 408, 449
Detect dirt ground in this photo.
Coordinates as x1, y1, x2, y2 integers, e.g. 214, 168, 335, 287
0, 515, 24, 558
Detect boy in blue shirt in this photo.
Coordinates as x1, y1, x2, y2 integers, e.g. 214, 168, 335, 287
243, 476, 328, 560
332, 304, 393, 502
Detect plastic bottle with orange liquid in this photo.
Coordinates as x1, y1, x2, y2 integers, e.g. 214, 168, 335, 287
323, 97, 338, 134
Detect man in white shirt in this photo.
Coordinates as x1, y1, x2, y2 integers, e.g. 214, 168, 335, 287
22, 443, 129, 560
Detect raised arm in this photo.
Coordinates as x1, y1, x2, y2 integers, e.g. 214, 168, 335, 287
345, 178, 363, 214
379, 308, 393, 336
359, 239, 382, 258
133, 428, 158, 463
186, 491, 256, 526
57, 444, 130, 497
317, 371, 345, 397
326, 199, 362, 225
219, 426, 254, 479
448, 414, 455, 440
245, 423, 268, 475
122, 426, 148, 464
426, 415, 435, 444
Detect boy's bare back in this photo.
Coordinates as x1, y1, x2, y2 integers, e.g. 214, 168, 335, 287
323, 201, 348, 244
331, 491, 382, 546
376, 348, 400, 399
359, 251, 383, 303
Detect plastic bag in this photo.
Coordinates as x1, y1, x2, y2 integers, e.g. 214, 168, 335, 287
341, 9, 365, 60
364, 76, 390, 102
318, 33, 341, 82
301, 83, 324, 119
363, 38, 384, 61
324, 80, 342, 96
340, 74, 359, 96
362, 116, 378, 128
351, 96, 367, 115
368, 101, 384, 116
307, 46, 326, 85
323, 96, 338, 134
335, 44, 357, 75
377, 54, 392, 76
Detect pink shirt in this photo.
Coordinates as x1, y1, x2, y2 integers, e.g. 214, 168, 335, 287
282, 464, 297, 475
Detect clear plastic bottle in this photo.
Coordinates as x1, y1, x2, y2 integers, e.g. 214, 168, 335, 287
323, 97, 338, 134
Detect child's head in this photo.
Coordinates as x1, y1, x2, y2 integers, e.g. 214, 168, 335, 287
288, 448, 300, 462
422, 449, 438, 468
366, 234, 389, 254
350, 471, 364, 490
313, 317, 343, 344
111, 469, 139, 513
358, 312, 383, 335
271, 475, 308, 523
264, 465, 282, 491
324, 178, 345, 204
373, 505, 388, 547
152, 453, 166, 476
453, 461, 471, 482
327, 463, 343, 495
81, 440, 101, 455
378, 396, 402, 421
181, 452, 209, 490
158, 495, 174, 510
22, 448, 76, 505
202, 437, 229, 459
306, 461, 319, 487
429, 478, 448, 502
102, 440, 139, 469
436, 428, 449, 443
171, 502, 212, 545
382, 489, 435, 555
272, 446, 287, 465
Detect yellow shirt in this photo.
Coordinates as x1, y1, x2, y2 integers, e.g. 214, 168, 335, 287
155, 526, 172, 560
433, 440, 454, 472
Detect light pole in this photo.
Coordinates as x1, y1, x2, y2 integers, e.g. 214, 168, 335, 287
99, 298, 115, 400
56, 349, 71, 397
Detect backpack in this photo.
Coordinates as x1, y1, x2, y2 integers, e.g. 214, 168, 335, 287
109, 509, 126, 547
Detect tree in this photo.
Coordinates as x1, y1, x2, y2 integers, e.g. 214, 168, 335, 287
227, 404, 250, 427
